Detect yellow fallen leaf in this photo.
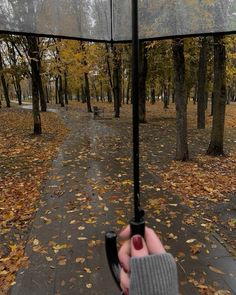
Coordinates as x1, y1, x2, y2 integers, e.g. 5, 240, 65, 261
186, 239, 196, 244
58, 258, 67, 266
33, 239, 39, 246
76, 257, 85, 263
84, 267, 91, 273
209, 266, 225, 274
77, 237, 87, 241
9, 244, 17, 252
86, 283, 92, 288
117, 220, 126, 225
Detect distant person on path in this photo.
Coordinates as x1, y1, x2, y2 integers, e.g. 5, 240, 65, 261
118, 226, 178, 295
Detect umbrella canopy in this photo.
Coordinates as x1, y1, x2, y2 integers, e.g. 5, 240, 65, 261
0, 0, 236, 42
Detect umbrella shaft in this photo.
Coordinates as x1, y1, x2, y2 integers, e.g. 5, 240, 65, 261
132, 0, 140, 223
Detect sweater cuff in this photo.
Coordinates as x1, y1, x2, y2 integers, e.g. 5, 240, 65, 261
129, 253, 178, 295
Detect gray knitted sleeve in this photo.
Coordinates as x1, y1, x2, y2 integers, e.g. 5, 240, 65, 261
129, 253, 178, 295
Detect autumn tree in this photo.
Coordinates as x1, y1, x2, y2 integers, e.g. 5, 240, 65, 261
139, 42, 148, 123
226, 36, 236, 103
112, 45, 121, 118
207, 35, 227, 156
197, 37, 209, 129
0, 40, 10, 107
5, 37, 25, 105
172, 38, 189, 161
26, 36, 42, 135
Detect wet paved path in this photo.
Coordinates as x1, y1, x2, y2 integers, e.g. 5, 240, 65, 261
11, 108, 236, 295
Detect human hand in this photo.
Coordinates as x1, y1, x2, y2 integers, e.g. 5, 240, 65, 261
118, 225, 166, 295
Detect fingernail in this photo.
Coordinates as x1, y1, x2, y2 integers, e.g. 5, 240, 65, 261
124, 289, 129, 295
132, 236, 143, 250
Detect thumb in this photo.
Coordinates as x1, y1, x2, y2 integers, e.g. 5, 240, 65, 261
131, 235, 149, 258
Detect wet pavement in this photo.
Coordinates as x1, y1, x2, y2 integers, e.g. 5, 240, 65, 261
10, 108, 236, 295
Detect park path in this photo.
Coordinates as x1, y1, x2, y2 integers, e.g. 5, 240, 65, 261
11, 107, 236, 295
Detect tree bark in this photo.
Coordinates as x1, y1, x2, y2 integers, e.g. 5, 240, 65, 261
172, 39, 189, 161
55, 77, 59, 104
107, 87, 112, 103
207, 35, 226, 156
64, 70, 69, 105
81, 85, 86, 103
126, 70, 131, 104
38, 73, 47, 112
151, 87, 155, 104
113, 45, 121, 118
27, 36, 42, 135
163, 86, 169, 109
15, 79, 22, 105
100, 81, 103, 102
77, 88, 80, 102
0, 50, 10, 107
59, 75, 64, 107
197, 37, 209, 129
8, 41, 22, 105
84, 73, 92, 112
138, 42, 147, 123
105, 43, 113, 98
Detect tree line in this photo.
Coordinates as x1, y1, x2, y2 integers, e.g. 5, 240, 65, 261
0, 34, 236, 159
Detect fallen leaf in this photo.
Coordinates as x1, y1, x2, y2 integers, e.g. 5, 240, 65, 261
209, 266, 225, 274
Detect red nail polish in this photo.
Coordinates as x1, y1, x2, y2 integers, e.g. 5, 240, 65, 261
133, 236, 143, 250
124, 289, 129, 295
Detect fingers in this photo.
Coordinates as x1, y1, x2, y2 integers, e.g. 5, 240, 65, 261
119, 225, 165, 255
119, 225, 131, 240
118, 225, 166, 295
118, 240, 131, 273
145, 227, 166, 254
120, 268, 130, 294
131, 235, 149, 257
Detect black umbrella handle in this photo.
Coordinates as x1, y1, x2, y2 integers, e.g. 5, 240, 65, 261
105, 231, 122, 290
105, 219, 145, 291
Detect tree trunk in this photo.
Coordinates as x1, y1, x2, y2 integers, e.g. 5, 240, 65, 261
207, 35, 226, 156
172, 39, 189, 161
105, 43, 113, 97
93, 83, 99, 102
77, 88, 80, 102
113, 45, 121, 118
163, 86, 169, 109
55, 78, 59, 104
197, 37, 209, 129
139, 42, 147, 123
151, 87, 155, 104
64, 70, 69, 105
59, 75, 64, 107
107, 87, 112, 103
81, 85, 86, 103
84, 73, 92, 112
39, 74, 47, 112
0, 50, 10, 107
126, 71, 131, 104
15, 78, 22, 105
45, 85, 49, 103
100, 81, 103, 102
27, 36, 42, 135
